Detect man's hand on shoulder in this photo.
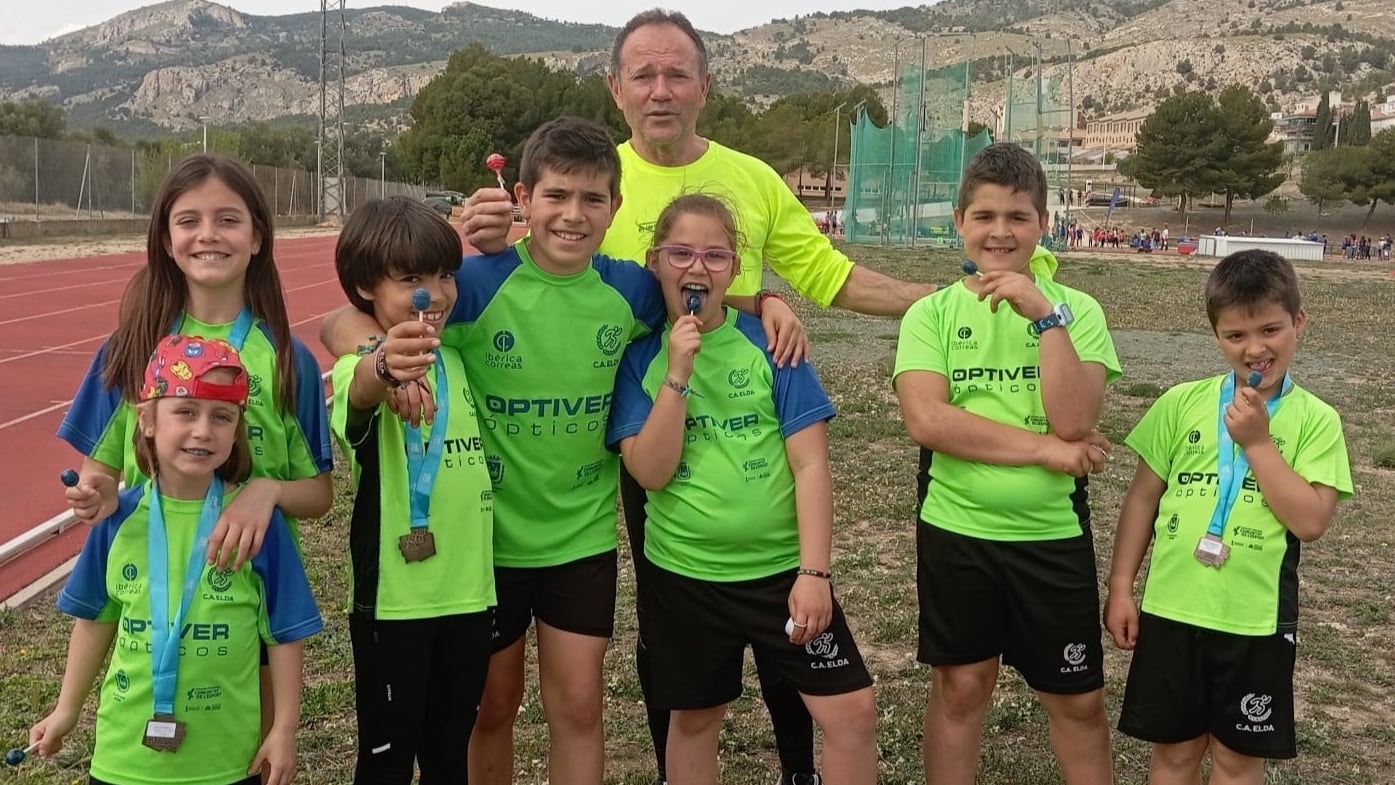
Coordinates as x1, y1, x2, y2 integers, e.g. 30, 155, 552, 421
461, 187, 514, 255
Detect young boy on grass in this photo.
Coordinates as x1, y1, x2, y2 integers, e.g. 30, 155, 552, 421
318, 117, 804, 785
1106, 249, 1352, 785
892, 142, 1122, 785
330, 196, 496, 784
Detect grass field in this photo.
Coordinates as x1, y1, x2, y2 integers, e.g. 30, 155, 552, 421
2, 246, 1393, 784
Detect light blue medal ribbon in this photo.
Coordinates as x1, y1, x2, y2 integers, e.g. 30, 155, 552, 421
169, 307, 254, 350
1204, 372, 1292, 539
147, 477, 224, 717
404, 350, 448, 530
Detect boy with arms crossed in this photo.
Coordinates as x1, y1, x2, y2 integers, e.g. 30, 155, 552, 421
893, 143, 1121, 785
331, 197, 496, 784
1106, 250, 1352, 784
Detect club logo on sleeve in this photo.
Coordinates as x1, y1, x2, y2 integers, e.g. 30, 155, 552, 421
1166, 514, 1180, 536
675, 461, 692, 481
247, 373, 263, 400
486, 454, 505, 485
1237, 693, 1275, 733
122, 563, 139, 581
1061, 642, 1088, 673
805, 632, 849, 669
115, 669, 130, 692
595, 324, 624, 357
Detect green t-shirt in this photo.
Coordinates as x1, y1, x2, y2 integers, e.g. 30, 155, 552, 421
443, 242, 666, 567
331, 347, 496, 620
892, 278, 1122, 541
1126, 375, 1353, 635
58, 484, 321, 785
58, 314, 333, 540
607, 309, 836, 581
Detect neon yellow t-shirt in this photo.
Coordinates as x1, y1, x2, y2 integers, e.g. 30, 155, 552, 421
606, 141, 853, 306
892, 278, 1122, 540
1126, 375, 1353, 635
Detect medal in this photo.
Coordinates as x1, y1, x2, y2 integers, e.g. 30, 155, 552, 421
1193, 532, 1230, 568
142, 714, 188, 752
1197, 372, 1290, 569
398, 530, 437, 562
145, 478, 223, 753
401, 350, 448, 563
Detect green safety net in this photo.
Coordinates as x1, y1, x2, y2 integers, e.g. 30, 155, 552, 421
844, 59, 1072, 248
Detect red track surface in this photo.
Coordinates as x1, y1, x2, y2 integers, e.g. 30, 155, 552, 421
0, 226, 524, 601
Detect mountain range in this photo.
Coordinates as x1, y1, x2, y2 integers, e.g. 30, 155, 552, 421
2, 0, 1393, 136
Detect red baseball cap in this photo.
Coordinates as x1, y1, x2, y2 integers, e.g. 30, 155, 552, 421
140, 335, 249, 407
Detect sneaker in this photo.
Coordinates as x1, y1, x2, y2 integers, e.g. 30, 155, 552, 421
781, 774, 822, 785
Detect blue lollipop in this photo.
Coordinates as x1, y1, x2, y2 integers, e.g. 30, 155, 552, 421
685, 292, 703, 315
412, 288, 431, 319
1246, 370, 1263, 388
61, 469, 80, 487
961, 260, 983, 277
5, 743, 36, 766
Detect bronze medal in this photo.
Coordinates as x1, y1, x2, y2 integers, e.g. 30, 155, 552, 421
141, 713, 187, 752
398, 530, 437, 562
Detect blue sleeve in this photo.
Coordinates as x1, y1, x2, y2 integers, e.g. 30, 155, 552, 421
251, 509, 323, 645
606, 332, 663, 451
448, 249, 523, 324
57, 339, 123, 456
735, 315, 835, 438
594, 254, 666, 331
56, 486, 145, 619
289, 337, 333, 472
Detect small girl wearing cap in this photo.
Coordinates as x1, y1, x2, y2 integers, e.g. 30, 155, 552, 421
29, 336, 322, 785
606, 194, 877, 785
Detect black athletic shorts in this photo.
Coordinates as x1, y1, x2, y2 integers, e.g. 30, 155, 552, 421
492, 549, 618, 650
1118, 612, 1297, 759
915, 521, 1104, 694
93, 778, 259, 785
638, 563, 873, 711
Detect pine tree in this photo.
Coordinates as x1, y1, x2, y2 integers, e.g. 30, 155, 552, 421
1214, 85, 1286, 226
1119, 90, 1224, 216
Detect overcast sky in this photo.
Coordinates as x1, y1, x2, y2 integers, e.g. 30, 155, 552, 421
4, 1, 931, 46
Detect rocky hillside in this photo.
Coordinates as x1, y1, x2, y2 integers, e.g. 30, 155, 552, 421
2, 0, 1393, 134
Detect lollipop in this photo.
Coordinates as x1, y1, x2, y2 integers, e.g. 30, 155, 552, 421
60, 469, 79, 487
961, 260, 983, 278
486, 153, 508, 192
685, 292, 703, 315
412, 288, 431, 322
5, 743, 36, 766
1246, 370, 1263, 388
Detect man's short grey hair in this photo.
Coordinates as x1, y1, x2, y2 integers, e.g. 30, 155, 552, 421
609, 9, 709, 78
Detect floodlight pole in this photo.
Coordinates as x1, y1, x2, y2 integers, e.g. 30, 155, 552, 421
830, 101, 846, 207
911, 36, 927, 249
886, 39, 902, 246
1066, 38, 1074, 221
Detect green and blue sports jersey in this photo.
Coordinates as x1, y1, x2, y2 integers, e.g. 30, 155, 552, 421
892, 278, 1123, 541
58, 483, 321, 785
442, 241, 666, 567
331, 347, 496, 620
1126, 375, 1353, 635
607, 308, 836, 581
606, 141, 853, 305
58, 315, 333, 539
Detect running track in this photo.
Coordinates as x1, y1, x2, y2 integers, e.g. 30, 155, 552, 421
0, 226, 523, 601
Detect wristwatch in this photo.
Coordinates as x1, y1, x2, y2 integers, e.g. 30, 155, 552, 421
1029, 303, 1074, 336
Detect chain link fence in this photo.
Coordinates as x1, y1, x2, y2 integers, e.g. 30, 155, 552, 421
0, 134, 428, 222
